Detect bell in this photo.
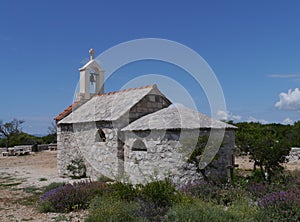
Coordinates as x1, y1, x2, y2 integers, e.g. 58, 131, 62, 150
90, 74, 95, 83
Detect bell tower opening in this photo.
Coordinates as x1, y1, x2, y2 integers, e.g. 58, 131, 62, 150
76, 48, 105, 102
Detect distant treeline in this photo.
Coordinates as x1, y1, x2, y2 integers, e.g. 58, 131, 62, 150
0, 132, 56, 147
233, 120, 300, 149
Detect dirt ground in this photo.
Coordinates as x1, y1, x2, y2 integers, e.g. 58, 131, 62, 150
0, 151, 299, 222
235, 155, 300, 171
0, 151, 87, 222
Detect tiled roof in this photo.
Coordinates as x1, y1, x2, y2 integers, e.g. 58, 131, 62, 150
54, 101, 79, 122
122, 105, 237, 131
57, 84, 166, 124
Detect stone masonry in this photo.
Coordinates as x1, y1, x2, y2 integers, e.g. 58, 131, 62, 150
57, 94, 171, 179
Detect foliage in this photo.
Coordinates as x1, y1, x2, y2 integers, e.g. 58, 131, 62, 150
0, 118, 24, 147
35, 170, 300, 221
179, 181, 245, 206
245, 181, 268, 198
40, 133, 57, 144
0, 119, 57, 147
182, 134, 225, 182
179, 181, 218, 201
66, 157, 86, 179
235, 122, 292, 181
86, 195, 141, 222
165, 199, 239, 222
38, 180, 108, 213
110, 182, 139, 201
141, 179, 180, 208
258, 189, 300, 221
187, 136, 208, 164
9, 132, 41, 147
42, 182, 65, 193
84, 179, 181, 221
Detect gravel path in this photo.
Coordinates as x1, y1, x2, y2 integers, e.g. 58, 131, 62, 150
0, 151, 87, 222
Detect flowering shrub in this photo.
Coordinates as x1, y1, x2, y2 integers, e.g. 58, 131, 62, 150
38, 180, 109, 213
246, 182, 267, 198
258, 189, 300, 221
179, 181, 245, 206
179, 181, 218, 201
36, 170, 300, 221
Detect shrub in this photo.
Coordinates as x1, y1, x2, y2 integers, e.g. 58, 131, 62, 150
86, 195, 141, 222
38, 180, 109, 213
43, 182, 65, 193
180, 181, 245, 206
67, 157, 86, 179
110, 182, 140, 201
179, 181, 219, 201
141, 179, 180, 208
164, 199, 238, 222
108, 180, 180, 221
246, 181, 267, 199
258, 189, 300, 221
226, 198, 266, 222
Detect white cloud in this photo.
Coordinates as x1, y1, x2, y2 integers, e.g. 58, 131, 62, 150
247, 116, 268, 124
283, 117, 293, 125
275, 88, 300, 110
268, 74, 300, 78
217, 110, 241, 121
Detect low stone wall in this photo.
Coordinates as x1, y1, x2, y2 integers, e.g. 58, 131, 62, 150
36, 144, 57, 151
5, 145, 32, 156
1, 144, 57, 156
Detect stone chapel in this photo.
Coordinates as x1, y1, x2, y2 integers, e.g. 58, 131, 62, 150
55, 49, 236, 184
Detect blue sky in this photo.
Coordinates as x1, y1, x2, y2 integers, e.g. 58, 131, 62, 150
0, 0, 299, 134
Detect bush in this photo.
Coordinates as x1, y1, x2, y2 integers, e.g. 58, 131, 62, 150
86, 195, 141, 222
258, 189, 300, 221
164, 199, 238, 222
38, 180, 109, 213
67, 157, 86, 179
110, 182, 140, 201
180, 181, 245, 206
43, 182, 65, 193
246, 181, 268, 198
108, 180, 180, 221
179, 181, 219, 201
141, 179, 180, 208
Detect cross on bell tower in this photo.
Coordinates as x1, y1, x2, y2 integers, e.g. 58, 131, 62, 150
76, 49, 104, 102
89, 48, 95, 60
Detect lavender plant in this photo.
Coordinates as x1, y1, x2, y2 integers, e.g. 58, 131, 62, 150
38, 180, 109, 213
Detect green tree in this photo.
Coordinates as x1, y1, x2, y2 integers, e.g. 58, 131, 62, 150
0, 118, 24, 148
236, 122, 291, 182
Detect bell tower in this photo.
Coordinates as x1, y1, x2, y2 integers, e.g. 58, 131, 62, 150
77, 49, 104, 102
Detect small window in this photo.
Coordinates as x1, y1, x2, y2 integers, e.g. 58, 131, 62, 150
96, 129, 106, 142
132, 140, 147, 151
